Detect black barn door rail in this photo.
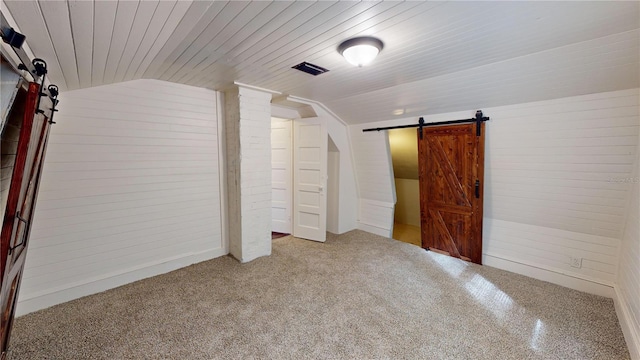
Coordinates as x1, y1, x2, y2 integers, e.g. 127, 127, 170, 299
362, 110, 490, 138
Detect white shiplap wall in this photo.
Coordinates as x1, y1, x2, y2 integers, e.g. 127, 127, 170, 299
350, 88, 639, 296
616, 136, 640, 358
350, 128, 395, 237
17, 79, 225, 315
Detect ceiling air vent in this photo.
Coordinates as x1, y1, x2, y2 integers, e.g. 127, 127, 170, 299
292, 62, 329, 76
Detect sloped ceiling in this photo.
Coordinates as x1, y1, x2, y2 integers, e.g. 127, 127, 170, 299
2, 1, 639, 124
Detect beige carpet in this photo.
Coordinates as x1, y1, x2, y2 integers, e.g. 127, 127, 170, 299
7, 230, 630, 359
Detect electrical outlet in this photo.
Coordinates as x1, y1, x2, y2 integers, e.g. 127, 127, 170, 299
570, 256, 582, 269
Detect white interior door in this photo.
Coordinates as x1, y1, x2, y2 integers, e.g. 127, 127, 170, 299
293, 117, 327, 242
271, 118, 292, 234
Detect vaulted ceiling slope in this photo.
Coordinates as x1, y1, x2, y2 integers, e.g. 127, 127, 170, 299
3, 1, 639, 124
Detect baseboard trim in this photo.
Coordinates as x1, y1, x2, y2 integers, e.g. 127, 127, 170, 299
359, 199, 394, 208
483, 254, 615, 298
358, 222, 391, 237
16, 247, 227, 316
614, 285, 640, 360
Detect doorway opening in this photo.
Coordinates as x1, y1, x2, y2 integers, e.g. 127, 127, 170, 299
388, 128, 421, 246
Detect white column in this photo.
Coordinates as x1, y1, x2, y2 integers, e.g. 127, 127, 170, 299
224, 86, 273, 262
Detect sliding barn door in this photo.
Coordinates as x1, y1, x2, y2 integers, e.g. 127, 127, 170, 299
418, 122, 485, 264
1, 82, 52, 358
293, 117, 327, 242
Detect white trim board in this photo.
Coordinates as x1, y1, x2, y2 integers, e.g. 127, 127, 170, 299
16, 248, 226, 316
483, 254, 614, 298
358, 222, 392, 238
216, 91, 229, 255
233, 81, 282, 95
614, 285, 640, 360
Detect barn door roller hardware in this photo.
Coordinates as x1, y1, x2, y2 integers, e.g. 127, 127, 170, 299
0, 11, 44, 80
1, 11, 59, 123
47, 85, 60, 124
362, 110, 490, 136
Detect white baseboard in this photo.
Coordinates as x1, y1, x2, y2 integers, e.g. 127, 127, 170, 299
16, 247, 227, 316
358, 222, 391, 238
483, 254, 615, 298
614, 286, 640, 360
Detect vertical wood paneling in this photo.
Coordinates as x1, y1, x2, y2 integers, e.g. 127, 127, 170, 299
327, 30, 639, 124
91, 0, 117, 86
144, 1, 226, 81
102, 0, 139, 84
136, 1, 210, 80
3, 1, 638, 126
173, 1, 292, 85
37, 1, 80, 89
67, 0, 93, 89
159, 1, 253, 82
131, 1, 192, 80
124, 1, 178, 80
349, 89, 639, 291
260, 1, 433, 92
18, 79, 223, 312
185, 1, 317, 89
112, 0, 161, 83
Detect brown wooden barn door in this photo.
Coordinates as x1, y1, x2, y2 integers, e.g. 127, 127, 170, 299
1, 82, 52, 358
418, 122, 485, 264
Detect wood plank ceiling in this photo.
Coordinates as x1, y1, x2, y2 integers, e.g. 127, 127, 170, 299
2, 1, 639, 124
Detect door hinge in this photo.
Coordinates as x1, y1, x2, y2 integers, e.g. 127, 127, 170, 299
475, 180, 480, 198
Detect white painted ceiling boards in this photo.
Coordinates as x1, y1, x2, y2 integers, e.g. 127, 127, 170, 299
2, 1, 639, 124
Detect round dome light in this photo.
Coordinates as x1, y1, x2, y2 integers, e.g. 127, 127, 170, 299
338, 36, 384, 67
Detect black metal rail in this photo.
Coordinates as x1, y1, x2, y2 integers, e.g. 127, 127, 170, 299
363, 110, 490, 138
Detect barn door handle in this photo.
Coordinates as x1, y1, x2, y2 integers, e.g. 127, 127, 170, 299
475, 180, 480, 198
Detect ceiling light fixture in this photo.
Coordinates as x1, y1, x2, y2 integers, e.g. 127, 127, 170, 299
338, 36, 384, 67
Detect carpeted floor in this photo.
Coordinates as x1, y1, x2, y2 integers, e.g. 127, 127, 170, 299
7, 230, 630, 359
